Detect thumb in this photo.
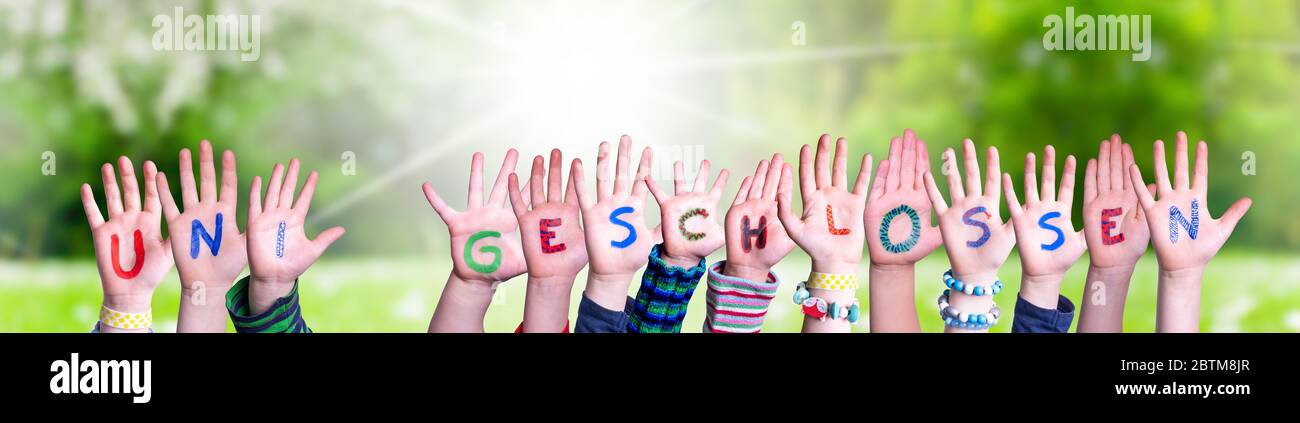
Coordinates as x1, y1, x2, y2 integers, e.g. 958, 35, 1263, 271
312, 226, 347, 253
1218, 197, 1252, 236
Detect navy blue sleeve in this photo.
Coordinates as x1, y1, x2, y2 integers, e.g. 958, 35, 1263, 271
574, 292, 631, 333
1010, 294, 1075, 333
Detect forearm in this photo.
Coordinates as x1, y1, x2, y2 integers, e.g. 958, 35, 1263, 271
176, 282, 232, 333
584, 272, 634, 312
249, 276, 296, 315
428, 273, 497, 333
801, 260, 859, 333
1076, 264, 1135, 333
1156, 267, 1203, 333
867, 263, 919, 333
522, 275, 576, 332
944, 270, 999, 333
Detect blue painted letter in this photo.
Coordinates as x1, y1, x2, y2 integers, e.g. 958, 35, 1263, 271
1169, 199, 1200, 243
609, 206, 636, 248
1038, 211, 1065, 251
189, 213, 224, 259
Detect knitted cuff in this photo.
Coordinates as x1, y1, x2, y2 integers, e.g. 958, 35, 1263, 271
703, 261, 780, 333
627, 244, 706, 333
225, 275, 312, 333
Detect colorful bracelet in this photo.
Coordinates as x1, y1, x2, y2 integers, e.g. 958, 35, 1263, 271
936, 290, 1001, 330
793, 282, 860, 323
805, 272, 859, 291
942, 269, 1002, 297
99, 305, 152, 330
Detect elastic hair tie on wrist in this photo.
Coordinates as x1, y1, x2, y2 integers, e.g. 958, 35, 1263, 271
936, 290, 1000, 330
942, 269, 1002, 297
99, 305, 153, 330
793, 282, 860, 323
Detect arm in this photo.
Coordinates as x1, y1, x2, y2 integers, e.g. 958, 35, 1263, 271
508, 150, 588, 332
1128, 132, 1251, 333
1077, 136, 1149, 332
423, 150, 528, 332
922, 139, 1015, 333
775, 134, 873, 333
710, 154, 796, 333
157, 141, 248, 333
864, 130, 944, 332
81, 157, 174, 333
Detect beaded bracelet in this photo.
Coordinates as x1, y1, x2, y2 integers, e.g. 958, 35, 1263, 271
942, 269, 1003, 297
793, 282, 860, 323
936, 290, 1000, 330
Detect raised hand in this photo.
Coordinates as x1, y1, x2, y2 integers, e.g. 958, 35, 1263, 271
158, 140, 248, 332
509, 150, 589, 279
1083, 135, 1150, 269
722, 154, 796, 280
866, 129, 942, 266
776, 134, 873, 274
422, 150, 526, 284
1129, 132, 1251, 332
247, 159, 346, 314
645, 160, 729, 264
81, 157, 174, 332
574, 136, 654, 311
923, 139, 1011, 332
1003, 145, 1085, 312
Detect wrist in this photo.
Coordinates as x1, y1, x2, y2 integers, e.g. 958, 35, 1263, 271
1019, 274, 1064, 310
102, 293, 152, 314
811, 260, 859, 275
868, 263, 915, 283
1159, 266, 1205, 290
584, 272, 633, 312
721, 261, 771, 282
660, 251, 703, 269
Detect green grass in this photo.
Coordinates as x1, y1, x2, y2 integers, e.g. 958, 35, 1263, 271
2, 251, 1297, 332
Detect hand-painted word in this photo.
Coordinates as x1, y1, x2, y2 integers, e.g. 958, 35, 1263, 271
740, 215, 768, 252
274, 221, 287, 258
962, 206, 992, 248
189, 213, 223, 259
1169, 199, 1200, 243
826, 205, 850, 235
110, 230, 145, 279
1100, 207, 1125, 245
1038, 211, 1065, 251
539, 218, 566, 253
464, 230, 503, 273
879, 205, 922, 253
679, 208, 709, 241
609, 207, 636, 248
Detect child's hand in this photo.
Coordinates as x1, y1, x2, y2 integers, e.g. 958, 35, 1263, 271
422, 150, 527, 284
645, 160, 729, 265
923, 139, 1014, 281
508, 150, 589, 279
1082, 135, 1150, 269
1003, 145, 1085, 278
865, 130, 942, 266
247, 159, 346, 313
157, 141, 248, 290
776, 135, 873, 274
81, 157, 174, 318
1129, 132, 1251, 273
575, 136, 655, 276
723, 154, 796, 278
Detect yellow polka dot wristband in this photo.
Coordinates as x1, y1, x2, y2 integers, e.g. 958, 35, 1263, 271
805, 272, 859, 291
99, 305, 153, 330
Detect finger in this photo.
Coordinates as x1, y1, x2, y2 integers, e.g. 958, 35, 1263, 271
762, 153, 783, 200
1121, 142, 1136, 191
631, 146, 654, 199
467, 152, 485, 209
1002, 173, 1023, 218
264, 163, 285, 210
487, 149, 519, 208
218, 150, 238, 206
831, 137, 848, 188
101, 163, 124, 217
1024, 152, 1040, 204
249, 176, 263, 219
815, 134, 832, 188
117, 157, 140, 212
748, 160, 769, 201
156, 172, 180, 221
565, 158, 581, 205
142, 161, 161, 215
279, 158, 300, 210
1174, 131, 1190, 191
422, 182, 455, 219
798, 144, 815, 205
198, 141, 217, 203
915, 138, 931, 191
733, 176, 753, 207
985, 146, 1001, 200
884, 137, 902, 192
869, 159, 890, 201
507, 173, 527, 218
80, 184, 105, 228
851, 153, 873, 198
693, 160, 711, 193
962, 139, 982, 197
179, 147, 199, 207
1110, 134, 1125, 191
573, 161, 592, 210
294, 171, 319, 218
597, 141, 613, 201
528, 155, 546, 205
644, 175, 668, 204
1129, 164, 1156, 210
311, 226, 347, 254
1153, 139, 1173, 197
1059, 155, 1077, 210
1218, 197, 1252, 236
614, 135, 632, 195
1193, 140, 1208, 197
899, 132, 917, 190
547, 149, 563, 202
672, 161, 687, 195
517, 176, 533, 209
1083, 158, 1098, 202
1041, 145, 1056, 202
923, 172, 949, 214
943, 148, 965, 200
709, 168, 729, 200
776, 163, 802, 233
1097, 139, 1112, 193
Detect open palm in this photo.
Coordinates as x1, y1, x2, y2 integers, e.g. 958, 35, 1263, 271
575, 136, 656, 276
1082, 135, 1151, 268
724, 154, 796, 271
777, 134, 873, 273
1003, 145, 1085, 277
248, 159, 346, 285
646, 160, 729, 261
423, 150, 527, 284
924, 139, 1014, 275
157, 140, 248, 288
508, 150, 588, 279
866, 130, 942, 266
81, 157, 174, 310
